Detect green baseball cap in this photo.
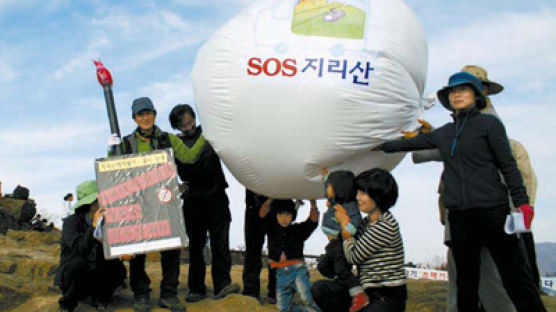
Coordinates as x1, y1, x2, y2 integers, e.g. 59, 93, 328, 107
71, 180, 98, 212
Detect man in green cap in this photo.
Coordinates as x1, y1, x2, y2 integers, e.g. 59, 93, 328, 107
54, 180, 126, 312
109, 97, 206, 312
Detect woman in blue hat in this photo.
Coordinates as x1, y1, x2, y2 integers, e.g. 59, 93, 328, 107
375, 72, 546, 312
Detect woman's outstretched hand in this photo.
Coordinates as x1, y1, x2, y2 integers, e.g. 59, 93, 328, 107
401, 119, 432, 139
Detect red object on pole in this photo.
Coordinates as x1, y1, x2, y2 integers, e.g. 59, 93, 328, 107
94, 60, 113, 86
93, 59, 121, 155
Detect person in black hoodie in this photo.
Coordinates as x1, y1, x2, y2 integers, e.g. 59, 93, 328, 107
54, 180, 126, 312
169, 104, 240, 302
376, 72, 546, 312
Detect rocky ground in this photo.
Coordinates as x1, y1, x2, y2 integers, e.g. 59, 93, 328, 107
1, 230, 554, 312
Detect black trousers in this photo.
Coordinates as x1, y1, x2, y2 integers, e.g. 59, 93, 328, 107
242, 203, 276, 299
449, 209, 546, 312
520, 232, 541, 289
311, 279, 407, 312
183, 191, 232, 295
58, 257, 126, 310
129, 248, 181, 299
325, 238, 359, 289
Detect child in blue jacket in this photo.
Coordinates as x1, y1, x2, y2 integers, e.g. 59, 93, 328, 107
320, 169, 368, 312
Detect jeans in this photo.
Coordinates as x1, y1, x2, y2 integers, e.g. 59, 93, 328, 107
276, 263, 321, 312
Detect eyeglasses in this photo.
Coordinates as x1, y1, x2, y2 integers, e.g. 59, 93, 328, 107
448, 85, 472, 94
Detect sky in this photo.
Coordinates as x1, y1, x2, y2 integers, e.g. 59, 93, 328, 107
0, 0, 555, 264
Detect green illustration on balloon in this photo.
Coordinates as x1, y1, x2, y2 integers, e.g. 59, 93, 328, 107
291, 0, 366, 39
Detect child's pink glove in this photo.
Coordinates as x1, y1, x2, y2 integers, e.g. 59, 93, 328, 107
517, 204, 534, 229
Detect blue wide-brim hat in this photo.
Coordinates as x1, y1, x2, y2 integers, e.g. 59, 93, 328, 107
437, 72, 486, 111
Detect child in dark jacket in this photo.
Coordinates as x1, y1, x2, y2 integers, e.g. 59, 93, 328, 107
260, 199, 321, 312
320, 169, 368, 312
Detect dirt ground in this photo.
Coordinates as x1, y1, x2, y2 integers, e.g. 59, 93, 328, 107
0, 230, 280, 312
1, 230, 554, 312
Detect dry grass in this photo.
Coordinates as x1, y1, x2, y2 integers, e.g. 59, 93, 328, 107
8, 264, 556, 312
0, 230, 554, 311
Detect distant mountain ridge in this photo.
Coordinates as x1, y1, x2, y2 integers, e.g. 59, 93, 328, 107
536, 242, 556, 276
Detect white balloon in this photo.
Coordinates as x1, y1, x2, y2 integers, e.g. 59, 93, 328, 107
192, 0, 428, 199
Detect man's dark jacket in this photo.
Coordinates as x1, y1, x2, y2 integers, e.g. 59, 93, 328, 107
176, 126, 227, 198
380, 107, 529, 210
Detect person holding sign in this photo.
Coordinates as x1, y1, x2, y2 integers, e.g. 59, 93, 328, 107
111, 97, 207, 312
54, 180, 126, 312
375, 72, 546, 312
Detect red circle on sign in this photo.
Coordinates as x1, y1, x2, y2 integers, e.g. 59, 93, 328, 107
157, 187, 173, 204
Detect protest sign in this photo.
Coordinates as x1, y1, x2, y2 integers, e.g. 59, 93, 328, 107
95, 149, 187, 259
